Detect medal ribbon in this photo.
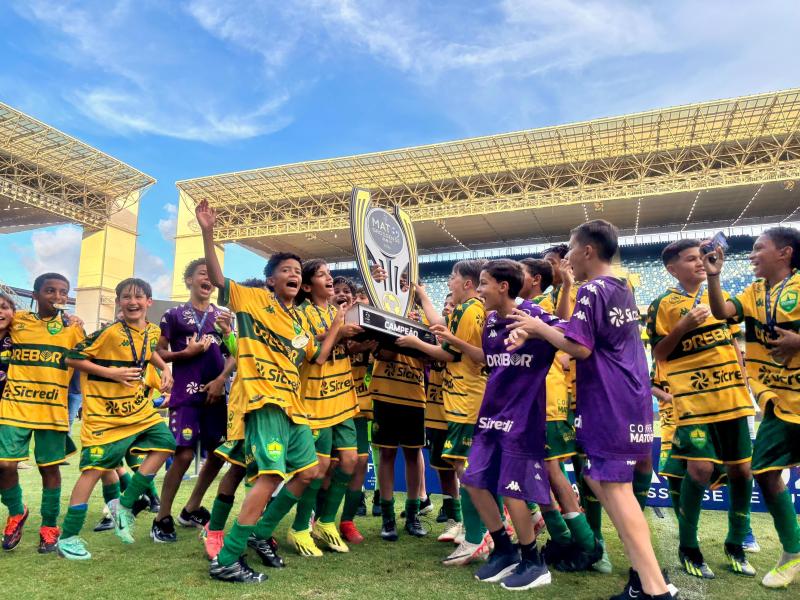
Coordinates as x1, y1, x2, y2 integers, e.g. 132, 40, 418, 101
189, 304, 211, 339
120, 321, 149, 371
675, 283, 705, 309
765, 272, 794, 337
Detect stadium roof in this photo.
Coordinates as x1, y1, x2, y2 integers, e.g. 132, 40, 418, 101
0, 101, 155, 232
177, 88, 800, 261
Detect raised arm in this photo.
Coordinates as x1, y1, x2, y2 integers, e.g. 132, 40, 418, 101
555, 260, 575, 320
395, 334, 457, 362
413, 283, 446, 327
195, 200, 224, 289
703, 248, 737, 320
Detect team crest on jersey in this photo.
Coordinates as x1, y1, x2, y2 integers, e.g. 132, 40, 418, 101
780, 290, 798, 312
182, 427, 193, 441
89, 446, 105, 460
47, 320, 63, 335
150, 338, 157, 351
266, 439, 284, 461
689, 428, 707, 449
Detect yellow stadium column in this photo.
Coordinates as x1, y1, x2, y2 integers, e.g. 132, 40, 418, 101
74, 192, 140, 332
170, 191, 224, 302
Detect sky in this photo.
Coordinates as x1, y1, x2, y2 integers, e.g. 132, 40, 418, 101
1, 0, 799, 298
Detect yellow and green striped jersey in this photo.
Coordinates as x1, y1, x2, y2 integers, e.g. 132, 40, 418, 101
370, 353, 426, 408
351, 349, 373, 420
226, 373, 245, 441
298, 301, 358, 429
0, 311, 85, 432
68, 321, 163, 446
647, 288, 752, 425
532, 294, 569, 422
425, 361, 447, 430
441, 297, 486, 424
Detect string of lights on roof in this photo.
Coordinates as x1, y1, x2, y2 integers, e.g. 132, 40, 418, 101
681, 190, 703, 231
731, 183, 764, 226
434, 219, 470, 251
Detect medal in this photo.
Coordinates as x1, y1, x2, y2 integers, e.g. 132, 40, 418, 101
292, 334, 310, 349
765, 272, 794, 339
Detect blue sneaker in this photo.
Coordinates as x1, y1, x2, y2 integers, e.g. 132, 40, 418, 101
743, 530, 760, 554
475, 550, 520, 583
500, 554, 552, 591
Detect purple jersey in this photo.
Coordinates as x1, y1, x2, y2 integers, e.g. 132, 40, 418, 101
0, 334, 10, 398
477, 300, 560, 458
160, 303, 227, 407
562, 276, 653, 460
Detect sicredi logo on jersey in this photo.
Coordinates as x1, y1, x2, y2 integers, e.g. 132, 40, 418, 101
485, 353, 533, 368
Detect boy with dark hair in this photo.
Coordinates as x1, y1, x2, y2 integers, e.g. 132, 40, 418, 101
648, 239, 755, 578
705, 226, 800, 588
0, 272, 85, 553
56, 277, 175, 560
519, 258, 553, 298
509, 220, 674, 600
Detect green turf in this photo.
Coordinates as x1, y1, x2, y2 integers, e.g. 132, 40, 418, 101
2, 458, 793, 599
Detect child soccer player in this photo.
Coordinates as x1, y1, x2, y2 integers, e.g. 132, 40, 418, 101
648, 239, 755, 579
399, 259, 489, 566
195, 200, 346, 583
0, 273, 85, 553
704, 226, 800, 588
0, 291, 14, 400
508, 220, 674, 600
151, 258, 235, 542
441, 259, 554, 590
56, 277, 175, 560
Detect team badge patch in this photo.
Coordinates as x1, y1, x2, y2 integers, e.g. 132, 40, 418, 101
182, 427, 194, 441
689, 428, 707, 449
89, 446, 104, 460
47, 320, 63, 335
266, 439, 284, 461
780, 290, 798, 312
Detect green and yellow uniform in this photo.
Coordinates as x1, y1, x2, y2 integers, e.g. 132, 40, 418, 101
0, 311, 83, 466
220, 279, 320, 481
351, 348, 373, 456
214, 374, 247, 467
425, 360, 449, 469
550, 284, 579, 411
370, 352, 426, 449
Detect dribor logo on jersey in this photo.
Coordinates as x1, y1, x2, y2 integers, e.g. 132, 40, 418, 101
485, 353, 533, 368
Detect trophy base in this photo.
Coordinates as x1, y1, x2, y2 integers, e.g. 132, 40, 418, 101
345, 304, 436, 358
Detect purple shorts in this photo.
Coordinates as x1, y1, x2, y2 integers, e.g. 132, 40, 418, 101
169, 403, 226, 453
584, 455, 640, 483
461, 439, 550, 503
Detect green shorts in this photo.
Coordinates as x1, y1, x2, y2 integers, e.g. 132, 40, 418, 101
79, 421, 175, 471
545, 420, 577, 461
0, 424, 77, 467
354, 417, 370, 456
672, 417, 752, 465
372, 400, 425, 449
659, 442, 728, 488
313, 418, 358, 458
214, 438, 246, 468
752, 403, 800, 474
441, 422, 474, 462
244, 404, 318, 482
426, 427, 451, 470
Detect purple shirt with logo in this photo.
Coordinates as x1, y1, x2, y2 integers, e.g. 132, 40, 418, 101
160, 303, 227, 408
477, 300, 560, 458
562, 276, 653, 460
0, 334, 11, 398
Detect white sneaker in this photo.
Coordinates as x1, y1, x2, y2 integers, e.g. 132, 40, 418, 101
442, 532, 492, 566
453, 529, 465, 545
438, 520, 462, 543
762, 552, 800, 588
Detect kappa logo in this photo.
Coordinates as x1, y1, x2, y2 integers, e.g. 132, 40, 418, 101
489, 329, 498, 338
575, 311, 587, 321
690, 371, 709, 390
534, 473, 542, 481
505, 480, 522, 492
579, 296, 591, 306
585, 284, 598, 294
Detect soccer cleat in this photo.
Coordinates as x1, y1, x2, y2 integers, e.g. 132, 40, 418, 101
2, 505, 29, 551
38, 526, 60, 554
453, 528, 466, 545
178, 506, 211, 528
356, 492, 367, 517
109, 499, 135, 544
742, 530, 760, 553
312, 520, 349, 553
556, 539, 605, 572
724, 543, 756, 577
500, 554, 552, 591
542, 538, 571, 566
248, 533, 285, 568
339, 520, 364, 544
419, 496, 434, 516
436, 506, 448, 523
94, 515, 115, 532
404, 514, 428, 537
442, 533, 492, 566
150, 516, 177, 543
131, 495, 150, 517
209, 556, 267, 583
475, 550, 521, 583
203, 524, 225, 560
679, 546, 715, 579
287, 528, 323, 557
146, 490, 161, 514
371, 490, 382, 517
437, 519, 462, 543
381, 519, 399, 542
592, 539, 613, 574
761, 552, 800, 588
56, 536, 91, 561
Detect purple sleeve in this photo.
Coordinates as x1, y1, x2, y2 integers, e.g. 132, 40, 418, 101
159, 309, 173, 340
561, 285, 596, 351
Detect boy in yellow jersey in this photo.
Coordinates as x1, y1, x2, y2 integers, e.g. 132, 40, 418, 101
0, 273, 85, 553
648, 239, 755, 579
399, 259, 489, 566
286, 259, 361, 556
196, 201, 346, 584
705, 227, 800, 588
55, 278, 174, 560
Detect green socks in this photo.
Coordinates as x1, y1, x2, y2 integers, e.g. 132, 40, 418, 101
217, 521, 255, 567
341, 489, 363, 522
726, 477, 752, 546
255, 486, 299, 540
61, 504, 88, 539
543, 509, 572, 545
678, 475, 706, 548
292, 479, 322, 531
580, 481, 604, 542
319, 469, 352, 524
460, 486, 486, 545
119, 471, 132, 492
120, 471, 153, 510
405, 497, 420, 520
102, 482, 121, 505
633, 469, 651, 511
1, 484, 25, 516
668, 476, 682, 520
40, 487, 60, 527
452, 496, 463, 522
765, 489, 800, 553
209, 494, 235, 532
564, 512, 596, 552
380, 497, 395, 523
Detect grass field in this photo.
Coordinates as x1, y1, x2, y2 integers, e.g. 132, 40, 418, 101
2, 459, 795, 600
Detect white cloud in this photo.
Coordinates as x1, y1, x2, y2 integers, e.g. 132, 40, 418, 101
12, 225, 82, 289
134, 246, 172, 299
157, 203, 178, 242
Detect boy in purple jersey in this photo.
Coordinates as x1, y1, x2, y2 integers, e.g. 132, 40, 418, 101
508, 220, 675, 600
151, 258, 236, 542
436, 260, 553, 591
